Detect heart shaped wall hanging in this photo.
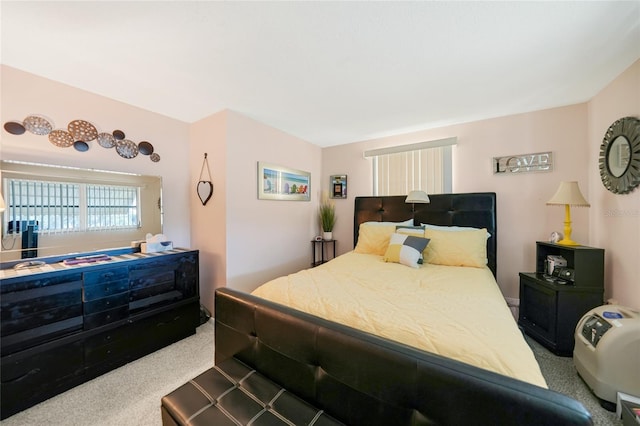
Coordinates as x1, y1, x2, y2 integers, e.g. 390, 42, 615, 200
197, 153, 213, 206
197, 180, 213, 206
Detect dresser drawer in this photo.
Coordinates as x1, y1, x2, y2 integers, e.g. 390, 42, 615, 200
84, 305, 129, 330
1, 280, 82, 336
84, 292, 129, 315
83, 267, 128, 287
83, 279, 129, 302
1, 340, 84, 416
84, 334, 132, 366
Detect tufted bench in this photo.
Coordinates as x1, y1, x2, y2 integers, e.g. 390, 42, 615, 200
161, 357, 343, 426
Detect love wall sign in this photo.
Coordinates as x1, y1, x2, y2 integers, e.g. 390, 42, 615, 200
493, 152, 553, 174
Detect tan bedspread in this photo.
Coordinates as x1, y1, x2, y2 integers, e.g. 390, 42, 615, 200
252, 251, 547, 388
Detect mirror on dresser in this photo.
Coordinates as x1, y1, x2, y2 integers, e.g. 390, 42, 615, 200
0, 160, 163, 263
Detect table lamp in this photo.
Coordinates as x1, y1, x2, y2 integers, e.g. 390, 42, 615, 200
405, 190, 430, 212
546, 181, 590, 246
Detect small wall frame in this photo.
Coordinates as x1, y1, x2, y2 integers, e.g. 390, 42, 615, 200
330, 175, 347, 198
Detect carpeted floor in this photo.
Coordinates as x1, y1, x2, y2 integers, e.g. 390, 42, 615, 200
1, 321, 622, 425
525, 336, 621, 426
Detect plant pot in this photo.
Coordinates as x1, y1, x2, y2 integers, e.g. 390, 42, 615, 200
323, 231, 333, 241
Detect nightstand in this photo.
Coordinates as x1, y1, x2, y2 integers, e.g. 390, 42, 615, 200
518, 242, 604, 356
311, 239, 336, 267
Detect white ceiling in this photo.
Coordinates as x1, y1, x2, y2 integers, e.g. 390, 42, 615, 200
2, 1, 639, 147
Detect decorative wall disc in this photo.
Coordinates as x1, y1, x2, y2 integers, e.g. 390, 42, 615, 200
23, 115, 53, 135
97, 132, 116, 148
68, 120, 98, 142
48, 130, 74, 147
138, 141, 154, 155
116, 139, 139, 159
4, 121, 26, 135
113, 130, 125, 140
150, 153, 161, 162
73, 141, 89, 152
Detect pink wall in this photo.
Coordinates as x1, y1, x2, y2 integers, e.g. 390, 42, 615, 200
224, 111, 321, 293
587, 60, 640, 309
0, 66, 192, 249
322, 104, 596, 303
190, 110, 321, 313
189, 111, 227, 312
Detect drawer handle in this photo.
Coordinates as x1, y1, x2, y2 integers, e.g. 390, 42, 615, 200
4, 368, 40, 384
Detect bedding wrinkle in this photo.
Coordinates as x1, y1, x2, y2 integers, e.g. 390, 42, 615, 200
251, 252, 547, 388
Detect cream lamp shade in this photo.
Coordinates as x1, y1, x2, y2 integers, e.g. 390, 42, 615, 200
405, 190, 430, 204
0, 193, 5, 213
546, 181, 589, 246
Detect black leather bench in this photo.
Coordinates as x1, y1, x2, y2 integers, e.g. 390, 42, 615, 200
161, 288, 593, 426
161, 357, 342, 425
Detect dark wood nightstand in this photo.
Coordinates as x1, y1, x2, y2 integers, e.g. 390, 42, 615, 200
518, 242, 604, 356
311, 239, 336, 267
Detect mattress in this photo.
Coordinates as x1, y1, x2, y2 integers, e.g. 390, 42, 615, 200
252, 251, 547, 388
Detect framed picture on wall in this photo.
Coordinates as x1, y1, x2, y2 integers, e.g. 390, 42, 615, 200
330, 175, 347, 198
258, 161, 310, 201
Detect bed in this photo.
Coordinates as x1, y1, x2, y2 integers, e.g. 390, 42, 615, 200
251, 193, 547, 387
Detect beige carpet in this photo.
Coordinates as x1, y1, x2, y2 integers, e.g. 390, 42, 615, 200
1, 320, 214, 426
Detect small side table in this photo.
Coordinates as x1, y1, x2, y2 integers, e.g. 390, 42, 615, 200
311, 239, 336, 267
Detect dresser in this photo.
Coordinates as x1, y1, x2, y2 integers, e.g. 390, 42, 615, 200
0, 248, 200, 419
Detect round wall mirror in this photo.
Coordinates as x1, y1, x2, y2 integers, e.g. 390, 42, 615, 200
599, 116, 640, 194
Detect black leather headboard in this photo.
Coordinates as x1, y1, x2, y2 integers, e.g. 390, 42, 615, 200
354, 193, 497, 277
215, 287, 593, 426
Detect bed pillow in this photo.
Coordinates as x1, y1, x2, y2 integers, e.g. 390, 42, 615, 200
354, 223, 398, 255
421, 223, 491, 238
396, 226, 426, 263
395, 225, 425, 236
423, 227, 488, 268
383, 233, 430, 268
354, 220, 414, 255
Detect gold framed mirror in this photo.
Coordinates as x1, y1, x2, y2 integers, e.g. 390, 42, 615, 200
599, 116, 640, 194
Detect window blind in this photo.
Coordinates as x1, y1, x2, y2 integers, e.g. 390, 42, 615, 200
5, 178, 140, 234
367, 138, 455, 196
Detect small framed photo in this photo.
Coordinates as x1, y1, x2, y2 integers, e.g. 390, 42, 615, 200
258, 161, 310, 201
330, 175, 347, 199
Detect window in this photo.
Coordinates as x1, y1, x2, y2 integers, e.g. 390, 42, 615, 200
86, 184, 139, 230
364, 137, 456, 196
4, 178, 140, 234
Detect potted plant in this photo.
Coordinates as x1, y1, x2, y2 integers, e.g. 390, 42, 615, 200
319, 200, 336, 240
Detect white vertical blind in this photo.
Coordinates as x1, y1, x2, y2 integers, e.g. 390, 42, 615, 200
373, 146, 446, 196
7, 179, 80, 233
